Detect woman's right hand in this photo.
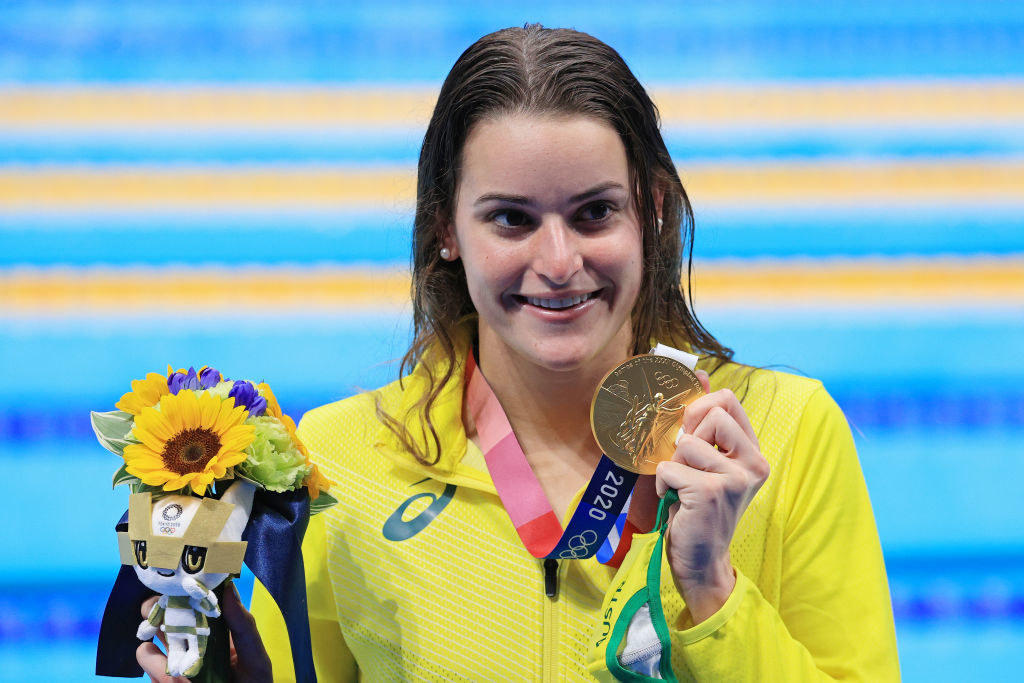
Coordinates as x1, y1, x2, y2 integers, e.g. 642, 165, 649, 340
136, 583, 273, 683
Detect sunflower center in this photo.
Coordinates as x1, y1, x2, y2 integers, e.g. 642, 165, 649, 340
162, 428, 222, 474
182, 443, 205, 462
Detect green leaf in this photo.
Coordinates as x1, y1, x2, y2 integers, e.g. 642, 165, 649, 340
112, 463, 139, 489
310, 489, 338, 515
129, 479, 165, 495
230, 468, 267, 491
90, 410, 136, 456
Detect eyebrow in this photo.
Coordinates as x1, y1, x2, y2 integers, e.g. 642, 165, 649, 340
473, 181, 626, 207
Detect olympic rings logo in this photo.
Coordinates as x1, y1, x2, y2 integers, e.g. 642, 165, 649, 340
161, 503, 183, 521
557, 530, 599, 559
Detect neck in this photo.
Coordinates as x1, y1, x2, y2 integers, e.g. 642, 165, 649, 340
475, 331, 632, 472
469, 326, 635, 520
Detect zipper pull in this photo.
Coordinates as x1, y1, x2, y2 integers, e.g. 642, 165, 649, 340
544, 558, 559, 598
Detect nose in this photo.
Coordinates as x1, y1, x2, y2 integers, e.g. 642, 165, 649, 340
533, 217, 583, 285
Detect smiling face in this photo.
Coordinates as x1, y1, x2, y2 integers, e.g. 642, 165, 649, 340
446, 113, 644, 374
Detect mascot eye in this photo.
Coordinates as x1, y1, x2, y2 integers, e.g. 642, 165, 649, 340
133, 540, 148, 568
181, 545, 207, 574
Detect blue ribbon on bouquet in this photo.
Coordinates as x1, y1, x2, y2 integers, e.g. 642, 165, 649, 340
243, 487, 317, 683
95, 487, 317, 682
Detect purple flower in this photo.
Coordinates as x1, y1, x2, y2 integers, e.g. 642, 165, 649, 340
199, 366, 223, 389
168, 367, 200, 394
228, 380, 267, 417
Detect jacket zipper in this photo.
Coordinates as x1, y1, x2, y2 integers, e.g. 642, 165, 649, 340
541, 559, 561, 683
543, 558, 559, 598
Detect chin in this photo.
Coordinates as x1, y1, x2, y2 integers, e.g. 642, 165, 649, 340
524, 339, 609, 373
533, 355, 586, 373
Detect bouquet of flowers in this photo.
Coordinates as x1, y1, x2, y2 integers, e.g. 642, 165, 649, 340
93, 365, 335, 506
92, 365, 334, 682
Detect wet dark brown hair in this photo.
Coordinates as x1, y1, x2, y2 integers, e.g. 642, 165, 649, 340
380, 24, 733, 464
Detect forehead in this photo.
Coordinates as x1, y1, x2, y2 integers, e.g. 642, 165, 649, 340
458, 113, 630, 201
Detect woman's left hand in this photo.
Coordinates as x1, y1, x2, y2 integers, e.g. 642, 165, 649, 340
655, 370, 770, 625
137, 582, 272, 683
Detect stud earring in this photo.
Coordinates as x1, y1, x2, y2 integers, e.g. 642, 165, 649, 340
656, 218, 664, 231
440, 247, 452, 260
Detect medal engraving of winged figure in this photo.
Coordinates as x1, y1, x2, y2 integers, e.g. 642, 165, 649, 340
612, 388, 693, 469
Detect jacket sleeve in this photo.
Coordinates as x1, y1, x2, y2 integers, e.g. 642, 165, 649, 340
663, 386, 900, 681
250, 511, 357, 682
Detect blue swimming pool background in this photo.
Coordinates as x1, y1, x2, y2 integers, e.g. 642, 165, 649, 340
1, 2, 1023, 680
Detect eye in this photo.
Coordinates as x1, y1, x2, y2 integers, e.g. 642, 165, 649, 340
181, 545, 208, 574
576, 200, 614, 223
491, 209, 532, 230
133, 540, 148, 569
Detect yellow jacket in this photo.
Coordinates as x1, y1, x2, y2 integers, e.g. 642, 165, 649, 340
252, 336, 899, 681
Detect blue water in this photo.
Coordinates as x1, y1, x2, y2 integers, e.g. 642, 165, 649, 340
2, 308, 1022, 409
2, 1, 1024, 82
2, 616, 1023, 682
2, 0, 1023, 680
4, 426, 1022, 582
3, 207, 1024, 265
2, 427, 1023, 680
3, 130, 1024, 164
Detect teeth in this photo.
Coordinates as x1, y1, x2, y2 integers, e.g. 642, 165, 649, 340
526, 292, 593, 309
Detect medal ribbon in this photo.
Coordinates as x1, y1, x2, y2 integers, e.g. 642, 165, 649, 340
466, 353, 637, 561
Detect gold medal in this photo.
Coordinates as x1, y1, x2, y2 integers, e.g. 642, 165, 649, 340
590, 354, 705, 474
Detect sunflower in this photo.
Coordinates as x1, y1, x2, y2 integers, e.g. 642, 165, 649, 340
115, 372, 170, 415
123, 390, 255, 494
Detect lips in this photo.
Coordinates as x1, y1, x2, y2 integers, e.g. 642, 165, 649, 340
519, 290, 600, 310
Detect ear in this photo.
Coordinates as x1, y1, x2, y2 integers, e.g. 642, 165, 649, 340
653, 183, 666, 226
440, 221, 460, 261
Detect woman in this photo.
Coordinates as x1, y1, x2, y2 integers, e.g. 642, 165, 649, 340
139, 25, 899, 681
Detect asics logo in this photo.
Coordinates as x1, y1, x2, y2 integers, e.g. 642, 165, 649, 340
557, 530, 600, 559
382, 478, 457, 542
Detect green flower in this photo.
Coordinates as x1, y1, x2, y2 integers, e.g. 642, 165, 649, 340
204, 381, 235, 401
237, 416, 311, 492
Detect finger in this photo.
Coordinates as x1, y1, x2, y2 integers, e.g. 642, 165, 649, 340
139, 595, 168, 649
689, 407, 759, 465
682, 389, 758, 446
140, 595, 159, 618
679, 427, 770, 497
136, 641, 190, 683
690, 406, 770, 481
654, 457, 720, 497
673, 432, 747, 474
221, 581, 273, 680
695, 369, 711, 394
664, 500, 680, 540
671, 369, 712, 446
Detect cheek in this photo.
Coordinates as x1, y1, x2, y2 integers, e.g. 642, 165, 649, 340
594, 237, 643, 284
463, 250, 514, 300
461, 262, 488, 302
